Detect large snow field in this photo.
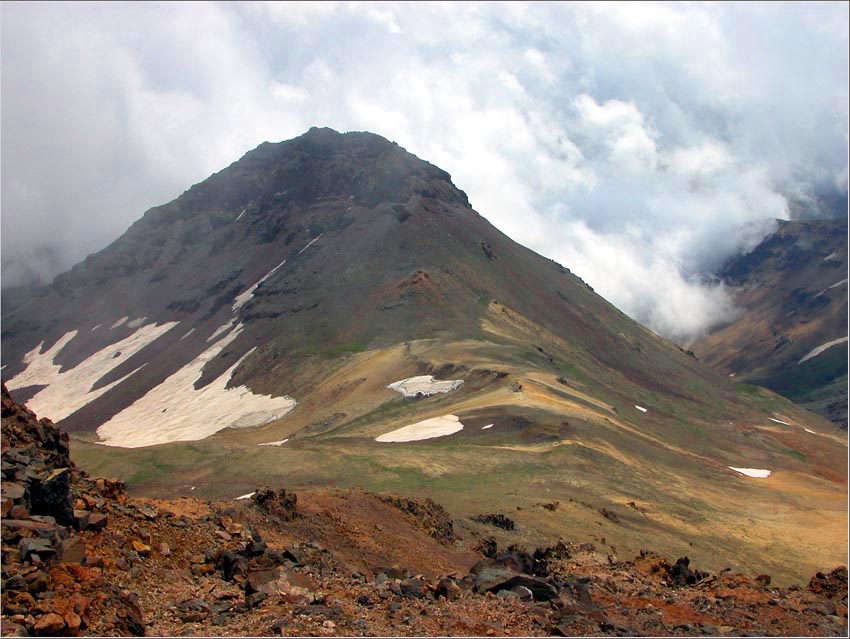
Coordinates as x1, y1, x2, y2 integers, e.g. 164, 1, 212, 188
387, 375, 464, 397
6, 322, 178, 422
376, 414, 465, 442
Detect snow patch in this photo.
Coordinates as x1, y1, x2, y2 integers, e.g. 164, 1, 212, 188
387, 375, 464, 398
207, 320, 236, 343
482, 424, 494, 430
127, 317, 147, 330
95, 325, 296, 448
824, 252, 838, 261
180, 328, 195, 341
6, 322, 178, 422
804, 428, 817, 434
815, 278, 848, 297
298, 234, 323, 255
235, 207, 248, 221
728, 467, 772, 478
768, 417, 790, 425
798, 336, 849, 364
110, 316, 129, 330
376, 415, 464, 442
634, 405, 648, 413
258, 439, 289, 446
91, 325, 102, 332
235, 492, 255, 500
232, 258, 287, 312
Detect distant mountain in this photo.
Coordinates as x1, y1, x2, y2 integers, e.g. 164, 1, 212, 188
691, 218, 848, 428
1, 128, 845, 584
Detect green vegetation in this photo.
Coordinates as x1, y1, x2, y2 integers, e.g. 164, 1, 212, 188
755, 344, 847, 402
784, 449, 807, 462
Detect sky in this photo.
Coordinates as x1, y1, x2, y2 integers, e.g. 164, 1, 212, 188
1, 1, 848, 343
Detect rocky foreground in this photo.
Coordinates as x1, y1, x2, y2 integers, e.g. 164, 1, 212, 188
1, 384, 847, 637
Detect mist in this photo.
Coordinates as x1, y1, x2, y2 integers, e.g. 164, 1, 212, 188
1, 2, 847, 343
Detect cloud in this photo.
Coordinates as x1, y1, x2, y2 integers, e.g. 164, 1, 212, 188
1, 1, 847, 343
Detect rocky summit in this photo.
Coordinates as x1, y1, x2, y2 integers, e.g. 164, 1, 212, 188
1, 128, 847, 592
1, 385, 848, 637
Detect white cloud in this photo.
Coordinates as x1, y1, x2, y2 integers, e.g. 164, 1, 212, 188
1, 1, 847, 343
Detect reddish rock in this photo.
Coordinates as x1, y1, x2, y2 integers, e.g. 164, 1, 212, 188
33, 612, 66, 635
85, 513, 108, 531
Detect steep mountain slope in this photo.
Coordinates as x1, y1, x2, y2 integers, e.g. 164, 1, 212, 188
1, 128, 846, 585
690, 219, 848, 428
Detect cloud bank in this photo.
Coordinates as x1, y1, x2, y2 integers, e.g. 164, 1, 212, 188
2, 2, 847, 342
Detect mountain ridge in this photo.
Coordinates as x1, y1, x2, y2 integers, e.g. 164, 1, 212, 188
1, 127, 846, 585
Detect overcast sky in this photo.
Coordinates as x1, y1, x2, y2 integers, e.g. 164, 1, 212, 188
2, 1, 848, 342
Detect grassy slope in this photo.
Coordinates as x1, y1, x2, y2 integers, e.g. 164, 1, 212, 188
73, 303, 848, 586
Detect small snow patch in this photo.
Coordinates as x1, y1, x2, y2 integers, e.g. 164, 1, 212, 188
824, 252, 838, 261
768, 417, 790, 425
127, 317, 147, 330
798, 337, 849, 364
804, 428, 817, 434
258, 439, 289, 446
728, 467, 772, 478
232, 258, 287, 312
110, 316, 129, 330
387, 375, 464, 398
298, 234, 323, 255
482, 424, 494, 430
634, 405, 647, 413
829, 278, 848, 289
180, 328, 195, 341
207, 321, 235, 343
235, 207, 248, 221
235, 492, 255, 500
91, 324, 102, 332
376, 415, 464, 442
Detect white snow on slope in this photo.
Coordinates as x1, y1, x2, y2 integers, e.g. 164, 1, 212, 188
768, 417, 790, 425
6, 322, 178, 422
207, 320, 236, 343
804, 428, 817, 434
96, 325, 296, 448
258, 439, 289, 446
728, 467, 772, 478
127, 317, 147, 329
387, 375, 464, 397
180, 328, 196, 341
635, 405, 648, 413
235, 492, 255, 500
232, 259, 287, 312
798, 336, 849, 364
91, 325, 102, 332
815, 278, 848, 297
376, 415, 465, 442
482, 424, 494, 430
824, 252, 838, 261
297, 234, 323, 255
110, 316, 129, 330
235, 207, 248, 221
